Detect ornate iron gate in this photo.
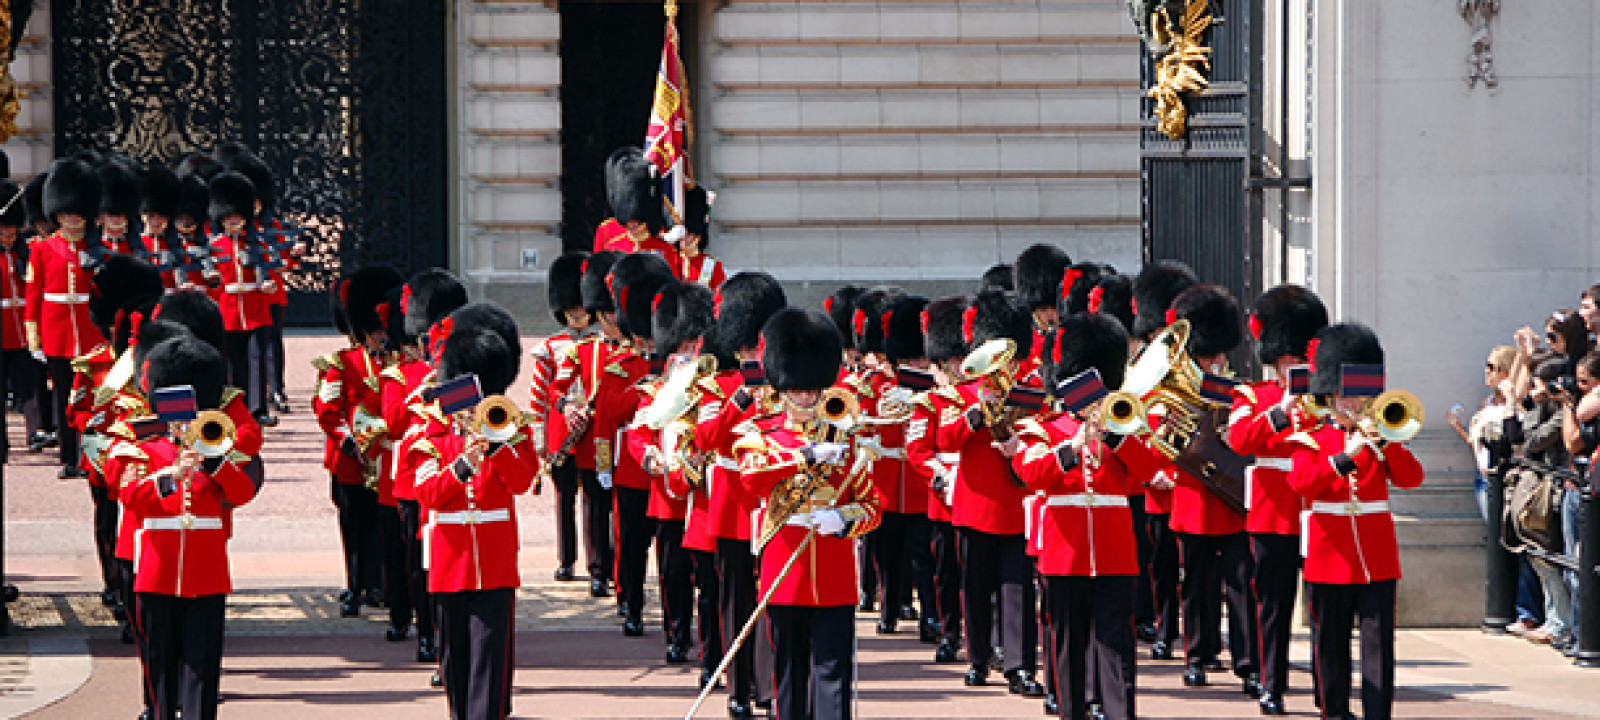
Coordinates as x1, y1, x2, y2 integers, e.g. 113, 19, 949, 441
52, 0, 448, 324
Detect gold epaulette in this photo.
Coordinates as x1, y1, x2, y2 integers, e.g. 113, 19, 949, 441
1285, 431, 1320, 452
932, 386, 961, 403
411, 437, 441, 459
104, 420, 137, 443
697, 376, 727, 399
1235, 383, 1257, 405
113, 394, 148, 414
108, 440, 147, 461
311, 352, 342, 372
379, 365, 406, 383
1014, 417, 1050, 443
731, 430, 767, 458
221, 387, 245, 408
604, 362, 630, 378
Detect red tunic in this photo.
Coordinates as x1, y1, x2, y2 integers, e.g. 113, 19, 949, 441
1285, 424, 1426, 584
678, 374, 734, 551
207, 235, 275, 332
610, 382, 653, 492
854, 368, 924, 515
1227, 381, 1304, 536
597, 232, 683, 280
592, 218, 630, 252
694, 371, 768, 542
937, 379, 1030, 536
121, 437, 259, 596
679, 252, 726, 290
380, 356, 432, 503
737, 414, 882, 606
412, 412, 540, 592
313, 346, 384, 485
905, 387, 960, 523
548, 338, 645, 472
0, 244, 26, 350
24, 233, 104, 357
529, 330, 584, 457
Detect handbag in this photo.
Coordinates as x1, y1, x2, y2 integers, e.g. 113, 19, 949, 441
1502, 463, 1564, 556
1172, 408, 1252, 516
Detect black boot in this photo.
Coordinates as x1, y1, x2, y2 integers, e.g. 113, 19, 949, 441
918, 618, 942, 643
1259, 693, 1286, 715
1005, 669, 1045, 697
934, 637, 962, 663
1182, 663, 1207, 687
417, 636, 438, 663
964, 664, 989, 686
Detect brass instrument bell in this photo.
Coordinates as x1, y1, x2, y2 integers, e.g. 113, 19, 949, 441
184, 410, 237, 459
473, 395, 523, 444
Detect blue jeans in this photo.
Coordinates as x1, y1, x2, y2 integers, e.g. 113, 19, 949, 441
1474, 471, 1490, 524
1563, 487, 1582, 638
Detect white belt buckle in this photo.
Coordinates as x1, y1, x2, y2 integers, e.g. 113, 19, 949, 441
465, 510, 481, 525
1345, 500, 1363, 515
180, 514, 195, 530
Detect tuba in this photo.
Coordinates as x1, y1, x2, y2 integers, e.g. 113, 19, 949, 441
473, 395, 524, 444
184, 410, 237, 458
960, 338, 1021, 441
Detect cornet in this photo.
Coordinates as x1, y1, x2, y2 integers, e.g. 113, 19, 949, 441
184, 410, 237, 458
473, 395, 524, 444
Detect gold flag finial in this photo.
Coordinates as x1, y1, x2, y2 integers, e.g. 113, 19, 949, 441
665, 0, 679, 22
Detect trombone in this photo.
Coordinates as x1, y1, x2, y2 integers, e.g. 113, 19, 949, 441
183, 410, 237, 458
473, 395, 524, 444
1332, 389, 1425, 459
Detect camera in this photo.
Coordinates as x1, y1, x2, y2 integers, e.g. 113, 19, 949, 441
1550, 375, 1579, 397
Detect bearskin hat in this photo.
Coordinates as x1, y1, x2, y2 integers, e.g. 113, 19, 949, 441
175, 153, 223, 182
438, 302, 522, 396
344, 266, 405, 341
140, 165, 180, 219
1308, 323, 1384, 396
684, 185, 713, 247
1251, 284, 1329, 365
580, 250, 624, 313
43, 157, 100, 221
213, 141, 253, 168
90, 254, 164, 336
711, 271, 787, 353
967, 289, 1033, 358
225, 152, 275, 210
381, 284, 408, 353
330, 276, 353, 337
981, 263, 1014, 292
173, 175, 209, 226
97, 158, 142, 218
609, 252, 675, 340
132, 319, 194, 371
153, 289, 226, 353
0, 179, 23, 227
207, 171, 256, 228
141, 333, 228, 411
1060, 262, 1112, 316
761, 308, 842, 392
1014, 244, 1073, 310
1085, 273, 1135, 334
653, 281, 716, 356
402, 269, 469, 344
1046, 312, 1131, 395
883, 295, 930, 364
852, 286, 906, 356
1132, 260, 1198, 339
824, 285, 866, 341
22, 173, 48, 229
924, 296, 972, 362
547, 250, 590, 324
605, 146, 663, 233
1171, 284, 1245, 358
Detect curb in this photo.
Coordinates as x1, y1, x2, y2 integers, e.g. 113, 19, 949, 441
0, 637, 93, 718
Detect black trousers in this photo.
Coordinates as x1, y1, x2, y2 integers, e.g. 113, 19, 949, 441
958, 527, 1036, 673
615, 486, 655, 624
858, 531, 878, 608
551, 459, 580, 569
577, 469, 614, 583
1252, 533, 1301, 698
379, 503, 415, 633
1048, 575, 1137, 720
223, 329, 268, 416
331, 480, 382, 595
1143, 512, 1181, 645
1040, 571, 1057, 696
266, 304, 285, 399
436, 587, 516, 720
904, 515, 936, 623
656, 520, 694, 646
871, 511, 910, 627
691, 548, 723, 672
1308, 580, 1396, 720
31, 353, 54, 433
139, 592, 226, 720
45, 357, 78, 466
2, 349, 42, 436
398, 499, 435, 641
89, 484, 119, 593
930, 519, 962, 644
1177, 531, 1258, 676
768, 604, 855, 720
717, 537, 773, 703
118, 560, 153, 712
1130, 496, 1155, 627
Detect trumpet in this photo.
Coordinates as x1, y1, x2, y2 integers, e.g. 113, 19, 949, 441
184, 410, 237, 459
473, 395, 524, 444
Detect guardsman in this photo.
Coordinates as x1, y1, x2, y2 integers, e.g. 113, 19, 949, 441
1285, 323, 1424, 720
531, 251, 593, 582
119, 333, 260, 720
842, 286, 899, 623
824, 286, 866, 373
634, 280, 716, 662
315, 267, 404, 617
169, 173, 217, 292
735, 307, 882, 720
594, 147, 682, 275
677, 186, 725, 290
981, 264, 1013, 293
904, 295, 970, 664
879, 294, 939, 642
546, 250, 625, 598
1014, 312, 1161, 720
1163, 284, 1260, 694
409, 302, 538, 720
1228, 284, 1329, 715
205, 171, 277, 423
0, 178, 44, 448
20, 172, 59, 454
95, 157, 144, 257
938, 289, 1046, 696
1128, 260, 1197, 661
27, 157, 106, 478
1014, 244, 1073, 360
695, 271, 786, 717
606, 252, 676, 636
138, 166, 182, 291
221, 149, 294, 415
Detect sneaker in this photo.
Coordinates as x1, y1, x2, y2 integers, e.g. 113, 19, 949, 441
1506, 618, 1539, 635
1526, 628, 1555, 644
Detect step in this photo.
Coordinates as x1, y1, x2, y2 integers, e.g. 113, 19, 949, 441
712, 87, 1142, 135
714, 2, 1135, 47
713, 176, 1138, 227
709, 43, 1137, 91
711, 133, 1136, 180
1394, 516, 1487, 548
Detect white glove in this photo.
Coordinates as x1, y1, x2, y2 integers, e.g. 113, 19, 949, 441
809, 442, 849, 466
811, 508, 847, 536
1342, 431, 1368, 458
30, 349, 46, 364
597, 471, 614, 490
941, 468, 958, 506
856, 435, 885, 460
663, 225, 688, 246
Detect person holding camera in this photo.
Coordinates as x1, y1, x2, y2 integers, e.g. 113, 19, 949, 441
1511, 356, 1576, 647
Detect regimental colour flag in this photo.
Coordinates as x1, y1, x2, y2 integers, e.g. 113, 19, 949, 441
153, 386, 199, 423
643, 12, 691, 224
1340, 364, 1386, 397
426, 374, 485, 416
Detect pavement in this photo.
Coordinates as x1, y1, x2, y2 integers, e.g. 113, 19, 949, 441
0, 333, 1597, 718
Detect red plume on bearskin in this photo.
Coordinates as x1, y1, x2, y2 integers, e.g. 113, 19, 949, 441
1132, 260, 1197, 340
1306, 323, 1382, 396
1250, 284, 1329, 366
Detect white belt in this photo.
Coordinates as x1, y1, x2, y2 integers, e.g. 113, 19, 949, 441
875, 448, 905, 460
433, 508, 512, 525
715, 456, 739, 471
784, 511, 830, 527
143, 515, 224, 531
44, 292, 90, 303
1253, 457, 1294, 472
1310, 500, 1389, 516
224, 282, 261, 293
936, 453, 960, 464
0, 299, 21, 309
1043, 493, 1129, 508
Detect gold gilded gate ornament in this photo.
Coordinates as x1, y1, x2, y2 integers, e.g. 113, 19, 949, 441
0, 1, 29, 144
1148, 0, 1212, 140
